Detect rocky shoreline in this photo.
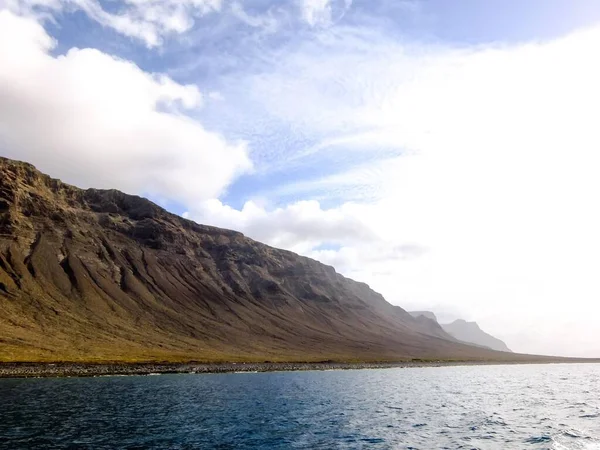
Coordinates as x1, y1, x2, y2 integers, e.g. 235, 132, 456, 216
0, 359, 582, 378
0, 361, 499, 378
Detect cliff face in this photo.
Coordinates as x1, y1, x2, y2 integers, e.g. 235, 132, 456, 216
0, 157, 510, 363
409, 310, 512, 353
442, 320, 512, 353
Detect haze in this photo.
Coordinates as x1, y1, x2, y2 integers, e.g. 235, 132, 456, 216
1, 0, 599, 357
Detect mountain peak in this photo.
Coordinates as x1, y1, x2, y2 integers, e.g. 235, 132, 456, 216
442, 320, 512, 353
408, 311, 438, 322
407, 311, 511, 353
450, 319, 479, 328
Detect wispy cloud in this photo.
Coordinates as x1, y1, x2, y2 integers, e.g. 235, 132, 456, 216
230, 1, 280, 32
1, 0, 223, 47
182, 17, 600, 356
299, 0, 353, 27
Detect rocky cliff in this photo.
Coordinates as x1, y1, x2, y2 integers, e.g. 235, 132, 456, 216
0, 157, 519, 362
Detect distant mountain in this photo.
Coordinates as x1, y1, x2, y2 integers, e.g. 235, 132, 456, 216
406, 310, 455, 341
0, 157, 523, 363
409, 311, 438, 322
409, 311, 512, 353
442, 320, 512, 353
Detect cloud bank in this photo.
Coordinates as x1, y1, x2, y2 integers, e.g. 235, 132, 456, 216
0, 10, 251, 204
190, 20, 600, 357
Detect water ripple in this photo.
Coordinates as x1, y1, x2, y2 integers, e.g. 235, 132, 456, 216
0, 363, 599, 449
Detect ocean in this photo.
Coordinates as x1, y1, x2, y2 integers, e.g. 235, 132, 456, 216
1, 363, 599, 449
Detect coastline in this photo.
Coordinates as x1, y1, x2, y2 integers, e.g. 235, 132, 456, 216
1, 359, 595, 379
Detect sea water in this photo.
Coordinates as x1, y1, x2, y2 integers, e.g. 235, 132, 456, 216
1, 363, 599, 449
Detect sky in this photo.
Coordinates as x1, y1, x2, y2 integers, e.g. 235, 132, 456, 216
1, 0, 600, 357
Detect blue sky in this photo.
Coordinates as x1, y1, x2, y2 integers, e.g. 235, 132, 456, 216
2, 0, 600, 356
25, 0, 600, 213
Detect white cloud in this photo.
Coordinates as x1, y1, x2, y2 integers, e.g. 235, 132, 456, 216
299, 0, 352, 27
189, 199, 384, 253
1, 0, 223, 47
203, 22, 600, 357
0, 10, 251, 203
187, 198, 425, 281
230, 1, 280, 33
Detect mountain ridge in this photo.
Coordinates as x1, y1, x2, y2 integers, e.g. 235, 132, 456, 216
443, 319, 512, 353
0, 157, 539, 362
408, 311, 512, 352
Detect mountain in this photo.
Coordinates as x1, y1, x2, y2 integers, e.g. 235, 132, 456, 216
442, 320, 512, 353
408, 313, 453, 342
0, 157, 526, 363
409, 311, 438, 322
410, 311, 512, 353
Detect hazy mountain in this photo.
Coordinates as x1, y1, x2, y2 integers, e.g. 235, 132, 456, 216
0, 157, 526, 362
410, 311, 512, 352
442, 320, 512, 353
409, 311, 438, 322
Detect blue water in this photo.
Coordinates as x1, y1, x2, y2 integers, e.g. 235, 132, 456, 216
1, 364, 599, 449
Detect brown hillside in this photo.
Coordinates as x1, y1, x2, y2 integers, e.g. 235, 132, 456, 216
0, 157, 533, 363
